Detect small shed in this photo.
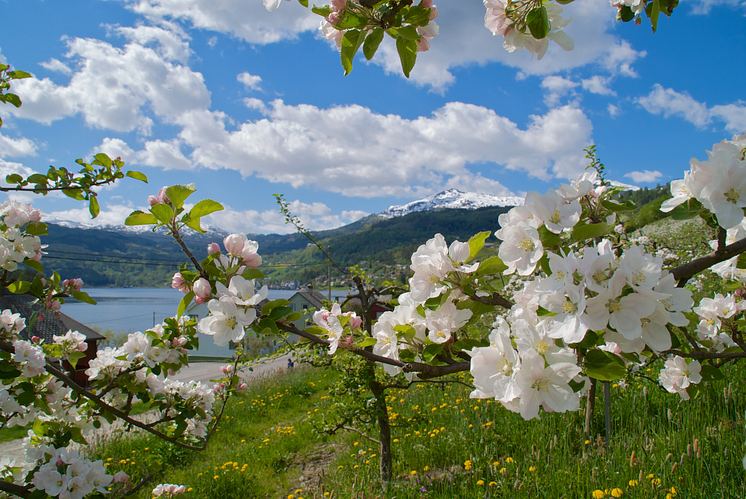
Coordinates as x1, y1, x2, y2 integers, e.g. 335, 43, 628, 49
0, 294, 105, 386
287, 290, 328, 330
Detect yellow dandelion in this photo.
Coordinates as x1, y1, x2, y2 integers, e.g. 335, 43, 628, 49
505, 457, 514, 464
187, 488, 193, 492
489, 481, 497, 486
628, 480, 639, 487
295, 489, 302, 494
592, 490, 605, 499
499, 467, 507, 474
529, 466, 536, 472
288, 495, 295, 499
393, 439, 399, 443
477, 480, 485, 485
213, 475, 219, 480
652, 478, 661, 486
611, 489, 623, 498
492, 461, 499, 466
410, 470, 417, 476
646, 474, 655, 480
423, 466, 430, 472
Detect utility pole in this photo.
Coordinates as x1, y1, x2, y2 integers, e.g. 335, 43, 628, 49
327, 245, 332, 301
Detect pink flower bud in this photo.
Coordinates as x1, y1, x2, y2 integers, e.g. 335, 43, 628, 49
220, 365, 234, 374
157, 186, 170, 204
31, 336, 41, 343
223, 234, 244, 256
238, 382, 248, 390
78, 342, 87, 352
242, 252, 262, 269
50, 301, 61, 311
420, 0, 432, 7
148, 195, 161, 207
195, 296, 208, 305
343, 336, 354, 347
113, 471, 129, 483
348, 315, 362, 330
171, 273, 189, 293
207, 243, 220, 255
31, 252, 42, 261
73, 278, 84, 290
193, 278, 211, 299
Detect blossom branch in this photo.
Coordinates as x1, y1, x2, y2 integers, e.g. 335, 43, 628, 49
0, 481, 31, 498
670, 236, 746, 285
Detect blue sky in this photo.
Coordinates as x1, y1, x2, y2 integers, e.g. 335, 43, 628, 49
1, 0, 745, 234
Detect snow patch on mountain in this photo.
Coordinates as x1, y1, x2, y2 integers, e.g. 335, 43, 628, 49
380, 189, 524, 218
43, 214, 231, 240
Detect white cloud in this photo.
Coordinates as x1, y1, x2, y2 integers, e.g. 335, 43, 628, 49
139, 139, 193, 169
9, 27, 209, 133
206, 199, 356, 234
113, 22, 193, 63
0, 133, 38, 157
96, 137, 136, 160
121, 0, 319, 44
625, 170, 662, 183
637, 84, 711, 127
541, 76, 578, 107
0, 159, 36, 188
607, 103, 619, 117
690, 0, 746, 15
166, 100, 592, 197
581, 75, 616, 96
121, 0, 640, 92
237, 72, 262, 91
207, 36, 218, 47
39, 58, 72, 75
637, 84, 746, 132
601, 41, 646, 78
711, 103, 746, 133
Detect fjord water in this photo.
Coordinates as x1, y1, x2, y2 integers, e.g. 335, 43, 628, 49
62, 288, 349, 334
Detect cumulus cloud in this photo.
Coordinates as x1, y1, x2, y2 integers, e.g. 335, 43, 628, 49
581, 75, 616, 96
0, 159, 36, 188
607, 103, 620, 117
601, 41, 645, 78
0, 133, 38, 157
39, 58, 72, 75
237, 72, 262, 91
120, 0, 639, 92
206, 199, 359, 234
690, 0, 746, 15
541, 76, 578, 107
625, 170, 662, 183
120, 0, 319, 44
9, 26, 209, 133
161, 100, 592, 197
637, 84, 746, 132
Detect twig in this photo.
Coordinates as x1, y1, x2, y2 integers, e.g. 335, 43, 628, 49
670, 236, 746, 286
125, 474, 154, 496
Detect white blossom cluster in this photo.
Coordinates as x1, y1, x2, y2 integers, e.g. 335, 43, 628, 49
29, 445, 113, 499
693, 292, 746, 352
0, 199, 44, 271
152, 483, 187, 497
662, 132, 746, 230
197, 275, 268, 347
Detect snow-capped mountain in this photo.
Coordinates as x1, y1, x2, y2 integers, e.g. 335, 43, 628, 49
43, 214, 231, 241
380, 189, 524, 218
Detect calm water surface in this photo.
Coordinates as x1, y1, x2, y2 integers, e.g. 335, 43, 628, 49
62, 288, 350, 333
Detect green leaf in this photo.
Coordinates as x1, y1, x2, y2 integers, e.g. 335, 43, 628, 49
396, 25, 420, 41
340, 29, 366, 76
151, 203, 175, 224
4, 93, 22, 108
393, 324, 417, 341
311, 5, 333, 17
62, 188, 85, 201
286, 312, 303, 322
467, 231, 491, 261
6, 280, 31, 294
402, 5, 431, 25
337, 12, 367, 29
571, 222, 609, 243
165, 183, 196, 209
569, 330, 598, 349
601, 199, 635, 212
669, 199, 702, 220
126, 170, 149, 183
184, 216, 206, 234
399, 348, 416, 363
241, 268, 265, 280
396, 36, 417, 78
190, 199, 224, 219
258, 317, 279, 335
24, 221, 48, 236
356, 337, 377, 348
27, 173, 49, 184
125, 210, 158, 226
363, 28, 385, 60
177, 291, 194, 318
584, 349, 626, 381
23, 258, 44, 273
0, 368, 21, 379
71, 290, 97, 305
303, 326, 327, 337
422, 343, 443, 363
89, 196, 100, 218
268, 306, 294, 321
526, 6, 550, 39
262, 299, 292, 316
650, 0, 660, 33
618, 5, 635, 22
92, 153, 112, 168
5, 173, 23, 184
8, 70, 32, 79
477, 255, 508, 275
699, 364, 724, 381
298, 0, 308, 7
67, 351, 86, 369
555, 0, 575, 4
538, 225, 562, 248
453, 338, 487, 352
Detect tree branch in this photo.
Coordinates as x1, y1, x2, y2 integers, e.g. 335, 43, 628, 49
670, 236, 746, 286
0, 481, 31, 498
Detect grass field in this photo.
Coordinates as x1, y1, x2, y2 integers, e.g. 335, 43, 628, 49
88, 359, 746, 499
